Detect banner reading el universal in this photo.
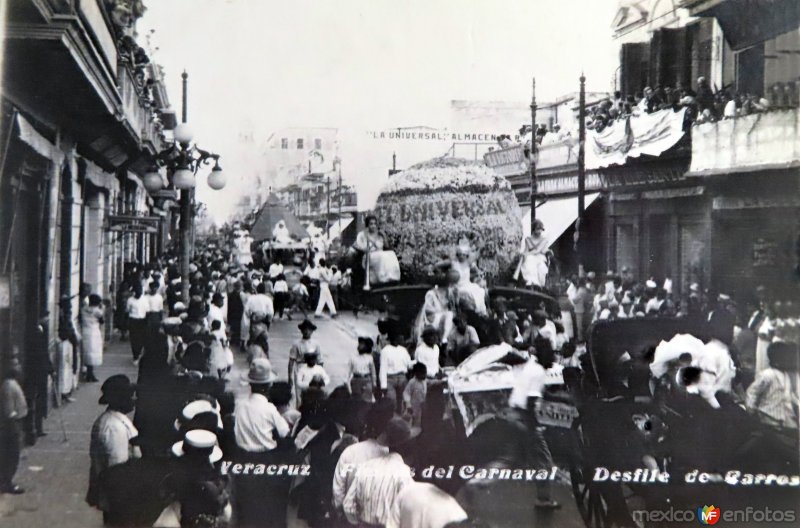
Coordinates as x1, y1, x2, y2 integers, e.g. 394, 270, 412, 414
375, 191, 512, 223
374, 190, 522, 277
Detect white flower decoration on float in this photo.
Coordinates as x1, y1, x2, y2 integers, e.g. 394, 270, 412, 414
381, 157, 510, 195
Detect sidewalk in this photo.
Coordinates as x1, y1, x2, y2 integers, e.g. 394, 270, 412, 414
0, 338, 138, 528
0, 311, 378, 527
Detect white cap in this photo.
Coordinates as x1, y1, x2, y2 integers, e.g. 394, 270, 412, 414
645, 280, 657, 289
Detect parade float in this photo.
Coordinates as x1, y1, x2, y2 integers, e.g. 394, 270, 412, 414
373, 157, 523, 283
446, 343, 575, 436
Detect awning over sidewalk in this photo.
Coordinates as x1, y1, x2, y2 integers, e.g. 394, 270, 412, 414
520, 192, 600, 246
16, 113, 58, 161
327, 217, 354, 241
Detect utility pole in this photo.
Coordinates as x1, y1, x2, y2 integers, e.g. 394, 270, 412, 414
179, 70, 191, 303
576, 73, 586, 268
337, 158, 342, 239
529, 77, 537, 226
326, 176, 331, 239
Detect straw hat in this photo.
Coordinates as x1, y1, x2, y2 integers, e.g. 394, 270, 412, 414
298, 319, 317, 332
241, 357, 277, 385
174, 400, 223, 431
98, 375, 135, 405
171, 429, 223, 463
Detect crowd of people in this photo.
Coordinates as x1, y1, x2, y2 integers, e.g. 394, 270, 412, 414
2, 209, 798, 525
493, 77, 800, 155
0, 234, 503, 527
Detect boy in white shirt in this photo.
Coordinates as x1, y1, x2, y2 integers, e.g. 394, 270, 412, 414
272, 273, 290, 320
295, 351, 331, 394
380, 329, 413, 414
290, 282, 309, 318
414, 326, 441, 378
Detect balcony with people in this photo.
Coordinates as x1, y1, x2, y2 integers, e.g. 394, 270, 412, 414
2, 0, 169, 168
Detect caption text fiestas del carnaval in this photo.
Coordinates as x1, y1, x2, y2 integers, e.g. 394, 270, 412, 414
218, 462, 800, 487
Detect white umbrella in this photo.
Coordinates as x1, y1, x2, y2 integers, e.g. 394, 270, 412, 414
650, 333, 705, 378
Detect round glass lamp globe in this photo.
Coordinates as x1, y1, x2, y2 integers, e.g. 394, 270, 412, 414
143, 171, 164, 193
173, 123, 193, 144
207, 167, 226, 190
173, 168, 195, 189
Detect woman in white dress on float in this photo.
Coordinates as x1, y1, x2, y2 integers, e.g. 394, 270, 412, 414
520, 219, 550, 288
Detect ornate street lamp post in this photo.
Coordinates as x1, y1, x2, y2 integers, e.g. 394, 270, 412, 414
143, 71, 225, 303
529, 77, 538, 225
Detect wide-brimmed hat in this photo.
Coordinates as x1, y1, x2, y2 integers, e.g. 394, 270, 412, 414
99, 375, 136, 405
421, 325, 439, 338
242, 357, 277, 385
187, 300, 207, 320
171, 429, 223, 463
298, 319, 317, 332
382, 417, 413, 449
181, 342, 210, 373
385, 318, 404, 340
174, 400, 223, 431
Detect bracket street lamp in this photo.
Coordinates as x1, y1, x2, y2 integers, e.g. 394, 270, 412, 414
145, 132, 225, 192
143, 71, 226, 303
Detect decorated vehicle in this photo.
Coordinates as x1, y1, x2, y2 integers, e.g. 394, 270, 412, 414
373, 157, 523, 284
447, 343, 578, 436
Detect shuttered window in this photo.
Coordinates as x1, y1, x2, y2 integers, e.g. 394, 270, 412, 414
621, 42, 649, 96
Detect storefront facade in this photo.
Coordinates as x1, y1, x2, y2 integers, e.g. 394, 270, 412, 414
0, 2, 170, 376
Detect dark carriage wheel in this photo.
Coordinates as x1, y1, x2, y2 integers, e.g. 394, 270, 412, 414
570, 466, 645, 528
570, 464, 611, 528
569, 422, 643, 528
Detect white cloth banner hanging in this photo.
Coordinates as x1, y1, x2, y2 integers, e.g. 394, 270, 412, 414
585, 108, 687, 170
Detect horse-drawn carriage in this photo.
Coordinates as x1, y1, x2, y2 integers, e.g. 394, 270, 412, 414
569, 317, 800, 528
368, 283, 800, 527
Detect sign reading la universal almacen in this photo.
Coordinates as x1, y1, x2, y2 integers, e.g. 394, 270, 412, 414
366, 129, 521, 142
